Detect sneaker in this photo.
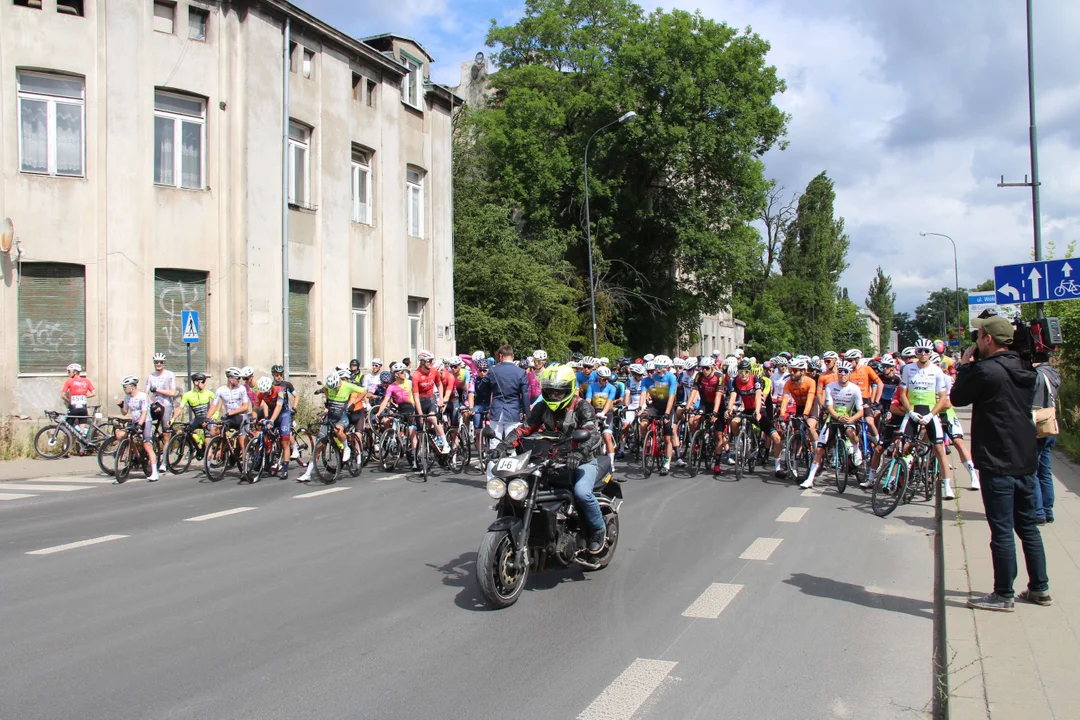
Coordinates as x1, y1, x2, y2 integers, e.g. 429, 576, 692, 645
195, 447, 205, 461
587, 532, 606, 554
969, 477, 981, 490
438, 440, 450, 455
713, 463, 722, 475
1017, 588, 1052, 606
342, 445, 351, 462
799, 478, 814, 489
774, 468, 786, 478
943, 483, 956, 501
660, 460, 670, 476
859, 478, 875, 489
159, 461, 168, 472
675, 458, 686, 468
967, 592, 1014, 612
278, 467, 289, 480
149, 472, 160, 483
249, 474, 262, 484
727, 456, 735, 466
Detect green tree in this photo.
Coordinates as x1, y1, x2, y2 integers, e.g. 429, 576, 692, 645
892, 312, 920, 349
914, 287, 968, 341
865, 267, 895, 354
832, 294, 871, 354
733, 286, 793, 359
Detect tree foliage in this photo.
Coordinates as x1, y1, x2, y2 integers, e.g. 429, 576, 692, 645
866, 267, 896, 353
913, 287, 969, 341
892, 312, 920, 349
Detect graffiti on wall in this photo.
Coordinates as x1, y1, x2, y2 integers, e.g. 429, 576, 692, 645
157, 276, 205, 364
20, 320, 81, 361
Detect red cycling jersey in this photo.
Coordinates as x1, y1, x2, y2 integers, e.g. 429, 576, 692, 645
412, 367, 442, 400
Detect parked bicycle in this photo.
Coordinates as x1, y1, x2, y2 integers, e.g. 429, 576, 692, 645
163, 421, 209, 475
34, 406, 111, 459
113, 421, 162, 483
203, 420, 249, 482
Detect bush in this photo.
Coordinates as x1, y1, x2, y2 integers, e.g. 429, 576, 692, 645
0, 422, 37, 461
1056, 373, 1080, 463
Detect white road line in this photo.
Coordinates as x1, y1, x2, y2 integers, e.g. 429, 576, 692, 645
27, 534, 129, 555
0, 483, 95, 492
23, 476, 118, 484
294, 487, 352, 499
183, 507, 257, 522
682, 583, 743, 619
800, 488, 822, 497
0, 492, 39, 501
372, 473, 409, 483
776, 507, 809, 523
577, 658, 678, 720
740, 537, 783, 560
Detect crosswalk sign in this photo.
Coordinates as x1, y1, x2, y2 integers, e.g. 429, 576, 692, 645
182, 310, 200, 344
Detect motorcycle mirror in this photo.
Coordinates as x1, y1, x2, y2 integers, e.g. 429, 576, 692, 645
481, 426, 497, 439
571, 428, 590, 443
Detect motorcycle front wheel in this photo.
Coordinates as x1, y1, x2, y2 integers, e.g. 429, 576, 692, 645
476, 530, 528, 609
582, 512, 620, 572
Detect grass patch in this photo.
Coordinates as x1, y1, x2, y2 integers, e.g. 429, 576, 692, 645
1056, 375, 1080, 463
0, 422, 38, 461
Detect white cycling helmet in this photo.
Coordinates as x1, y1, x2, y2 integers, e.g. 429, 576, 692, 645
152, 352, 166, 363
711, 348, 722, 357
671, 357, 685, 369
534, 349, 548, 362
599, 356, 609, 366
337, 369, 351, 379
417, 350, 435, 362
684, 357, 698, 370
391, 362, 407, 372
240, 366, 254, 378
880, 355, 897, 367
629, 363, 646, 375
836, 360, 853, 373
699, 356, 714, 368
67, 363, 82, 373
371, 358, 383, 366
915, 338, 934, 350
901, 346, 916, 358
325, 372, 341, 389
121, 375, 139, 387
596, 366, 612, 379
472, 350, 486, 362
643, 353, 655, 362
790, 358, 808, 370
644, 361, 656, 372
653, 354, 672, 368
568, 361, 581, 369
845, 348, 863, 360
224, 366, 241, 378
735, 348, 745, 358
257, 376, 273, 393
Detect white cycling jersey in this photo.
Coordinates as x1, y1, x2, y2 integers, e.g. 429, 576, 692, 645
123, 392, 151, 422
900, 362, 946, 410
824, 381, 863, 417
146, 370, 177, 407
215, 385, 249, 414
770, 371, 788, 401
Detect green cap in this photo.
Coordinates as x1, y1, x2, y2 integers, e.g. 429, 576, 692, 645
973, 315, 1014, 345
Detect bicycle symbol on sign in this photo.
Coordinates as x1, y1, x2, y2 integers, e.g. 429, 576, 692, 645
1054, 278, 1080, 298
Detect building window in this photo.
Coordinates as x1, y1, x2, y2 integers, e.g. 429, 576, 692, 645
406, 167, 424, 238
408, 297, 426, 360
366, 79, 377, 108
302, 49, 315, 79
13, 0, 43, 9
57, 0, 83, 15
153, 1, 175, 34
352, 148, 372, 225
188, 6, 207, 40
288, 122, 310, 207
154, 91, 205, 189
18, 263, 86, 374
155, 269, 209, 372
289, 42, 298, 73
17, 71, 84, 178
352, 291, 372, 368
352, 73, 362, 101
289, 281, 312, 371
400, 52, 422, 109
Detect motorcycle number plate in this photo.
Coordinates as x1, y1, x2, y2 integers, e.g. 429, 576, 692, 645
496, 458, 518, 471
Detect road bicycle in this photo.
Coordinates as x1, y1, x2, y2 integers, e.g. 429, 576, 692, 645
34, 406, 111, 459
414, 412, 465, 481
310, 416, 344, 485
203, 420, 249, 482
290, 418, 315, 469
94, 417, 133, 476
637, 411, 668, 478
871, 434, 909, 517
783, 416, 815, 481
113, 422, 163, 483
685, 411, 718, 478
244, 421, 285, 483
375, 411, 413, 472
729, 410, 760, 482
163, 420, 209, 475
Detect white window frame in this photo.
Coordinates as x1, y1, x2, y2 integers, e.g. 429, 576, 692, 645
407, 167, 424, 238
153, 0, 176, 34
288, 122, 311, 207
351, 149, 372, 225
16, 71, 85, 178
153, 90, 206, 189
408, 297, 426, 361
188, 5, 208, 41
400, 52, 422, 110
352, 291, 372, 368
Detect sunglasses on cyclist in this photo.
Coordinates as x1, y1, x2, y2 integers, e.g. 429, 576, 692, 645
837, 369, 850, 375
914, 348, 931, 354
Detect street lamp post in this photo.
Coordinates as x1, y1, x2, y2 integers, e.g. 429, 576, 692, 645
920, 232, 961, 338
584, 111, 638, 357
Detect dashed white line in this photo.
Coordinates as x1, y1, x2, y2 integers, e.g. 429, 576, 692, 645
27, 534, 129, 555
776, 507, 809, 523
0, 483, 94, 493
183, 507, 257, 522
294, 487, 352, 499
682, 583, 743, 619
740, 537, 783, 560
577, 658, 678, 720
20, 476, 117, 484
800, 487, 822, 497
0, 492, 38, 501
372, 473, 410, 483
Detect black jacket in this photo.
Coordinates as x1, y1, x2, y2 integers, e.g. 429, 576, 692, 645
950, 350, 1037, 476
516, 397, 603, 460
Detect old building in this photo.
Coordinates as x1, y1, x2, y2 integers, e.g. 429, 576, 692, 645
0, 0, 460, 418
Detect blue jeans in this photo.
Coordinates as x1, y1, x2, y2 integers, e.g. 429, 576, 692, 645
980, 473, 1049, 598
573, 459, 606, 536
1033, 435, 1056, 521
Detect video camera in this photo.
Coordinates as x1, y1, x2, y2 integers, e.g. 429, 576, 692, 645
970, 309, 1057, 366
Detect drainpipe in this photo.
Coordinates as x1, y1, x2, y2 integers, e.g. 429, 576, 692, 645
281, 17, 290, 374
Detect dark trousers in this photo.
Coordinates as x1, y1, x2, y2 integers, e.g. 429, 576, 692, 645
1032, 435, 1056, 520
980, 473, 1049, 598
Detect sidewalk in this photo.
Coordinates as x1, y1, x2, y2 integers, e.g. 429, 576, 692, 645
945, 447, 1080, 719
0, 455, 101, 483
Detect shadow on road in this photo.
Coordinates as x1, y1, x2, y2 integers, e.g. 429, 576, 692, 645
440, 476, 488, 490
430, 549, 589, 612
783, 572, 933, 621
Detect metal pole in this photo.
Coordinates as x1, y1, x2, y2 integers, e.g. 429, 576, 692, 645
186, 344, 192, 392
1025, 0, 1044, 321
281, 17, 291, 375
584, 136, 599, 358
920, 232, 960, 335
933, 468, 948, 720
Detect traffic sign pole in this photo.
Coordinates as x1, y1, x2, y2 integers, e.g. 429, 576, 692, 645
186, 345, 192, 392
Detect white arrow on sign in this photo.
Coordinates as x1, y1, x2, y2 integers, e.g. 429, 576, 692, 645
1064, 262, 1073, 278
998, 283, 1020, 301
1028, 267, 1043, 299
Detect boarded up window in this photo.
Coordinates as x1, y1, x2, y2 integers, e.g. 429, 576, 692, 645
18, 263, 86, 373
289, 280, 312, 371
155, 269, 208, 372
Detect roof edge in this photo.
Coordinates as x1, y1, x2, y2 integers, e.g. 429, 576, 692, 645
361, 33, 436, 63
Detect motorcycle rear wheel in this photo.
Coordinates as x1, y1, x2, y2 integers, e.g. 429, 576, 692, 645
476, 530, 528, 609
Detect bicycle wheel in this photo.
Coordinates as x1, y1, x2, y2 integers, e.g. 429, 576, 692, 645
204, 435, 229, 481
243, 437, 264, 482
871, 457, 907, 518
165, 432, 193, 474
346, 435, 362, 477
419, 434, 434, 481
113, 437, 133, 483
835, 439, 848, 494
292, 427, 315, 468
381, 432, 402, 472
784, 431, 804, 480
446, 429, 467, 474
746, 432, 757, 474
924, 458, 938, 502
96, 435, 121, 476
734, 430, 745, 481
84, 422, 111, 449
34, 424, 72, 459
640, 429, 656, 478
686, 431, 702, 478
313, 438, 341, 485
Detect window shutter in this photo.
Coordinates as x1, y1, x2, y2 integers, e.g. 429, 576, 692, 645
154, 269, 208, 372
18, 263, 86, 373
288, 281, 311, 371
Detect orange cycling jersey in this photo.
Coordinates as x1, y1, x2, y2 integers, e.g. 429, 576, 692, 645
782, 376, 816, 415
848, 365, 881, 400
817, 371, 837, 402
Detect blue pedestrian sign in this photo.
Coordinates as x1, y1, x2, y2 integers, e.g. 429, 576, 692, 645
993, 258, 1080, 305
181, 310, 200, 344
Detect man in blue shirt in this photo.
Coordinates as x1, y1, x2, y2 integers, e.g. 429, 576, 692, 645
470, 359, 494, 461
488, 344, 529, 449
640, 355, 682, 475
586, 366, 619, 469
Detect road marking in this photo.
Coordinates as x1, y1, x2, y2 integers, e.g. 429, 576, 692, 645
577, 658, 678, 720
0, 492, 38, 501
800, 488, 822, 497
776, 507, 809, 523
183, 507, 257, 522
682, 583, 743, 619
0, 483, 95, 492
27, 534, 129, 555
294, 487, 352, 499
23, 476, 118, 484
372, 472, 409, 483
740, 537, 783, 560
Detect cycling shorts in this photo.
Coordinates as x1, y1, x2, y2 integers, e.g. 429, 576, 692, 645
899, 407, 943, 445
222, 414, 248, 435
643, 406, 673, 437
816, 420, 856, 448
938, 414, 964, 439
189, 415, 211, 431
67, 405, 89, 420
621, 409, 636, 426
150, 403, 172, 428
275, 411, 292, 440
419, 397, 439, 417
133, 418, 154, 443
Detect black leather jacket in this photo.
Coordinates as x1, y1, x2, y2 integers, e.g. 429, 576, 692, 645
515, 397, 603, 460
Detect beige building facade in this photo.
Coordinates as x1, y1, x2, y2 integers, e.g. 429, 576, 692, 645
0, 0, 459, 418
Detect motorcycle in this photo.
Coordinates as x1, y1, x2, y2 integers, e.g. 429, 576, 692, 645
475, 427, 623, 609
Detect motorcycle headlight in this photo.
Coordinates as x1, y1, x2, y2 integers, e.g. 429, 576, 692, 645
507, 478, 529, 501
486, 478, 506, 499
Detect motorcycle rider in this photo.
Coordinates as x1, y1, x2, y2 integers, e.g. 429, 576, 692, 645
499, 364, 608, 553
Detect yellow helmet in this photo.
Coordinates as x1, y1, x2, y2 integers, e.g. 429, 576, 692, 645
539, 364, 577, 412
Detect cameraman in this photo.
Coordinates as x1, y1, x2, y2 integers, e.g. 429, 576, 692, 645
950, 315, 1049, 611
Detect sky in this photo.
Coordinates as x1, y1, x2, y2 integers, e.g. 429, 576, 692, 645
297, 0, 1080, 313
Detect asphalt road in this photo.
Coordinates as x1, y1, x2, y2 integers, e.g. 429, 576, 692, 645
0, 455, 936, 720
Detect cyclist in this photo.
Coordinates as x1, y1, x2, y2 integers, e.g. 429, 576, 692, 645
800, 360, 864, 489
172, 372, 215, 460
817, 351, 839, 405
239, 366, 259, 421
586, 366, 618, 469
208, 367, 252, 457
641, 355, 682, 475
372, 362, 419, 470
146, 352, 178, 472
896, 338, 955, 500
255, 375, 292, 480
297, 371, 364, 482
861, 355, 906, 489
937, 355, 980, 490
469, 359, 493, 462
119, 375, 160, 482
845, 348, 882, 439
617, 363, 646, 460
348, 359, 363, 385
687, 356, 726, 474
726, 359, 781, 474
781, 357, 819, 450
61, 363, 96, 433
412, 351, 450, 454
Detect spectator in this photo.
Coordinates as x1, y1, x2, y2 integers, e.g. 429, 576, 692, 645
1031, 351, 1061, 524
488, 344, 528, 447
951, 315, 1050, 611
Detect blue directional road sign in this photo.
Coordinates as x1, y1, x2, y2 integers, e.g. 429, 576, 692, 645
993, 258, 1080, 305
181, 310, 200, 344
